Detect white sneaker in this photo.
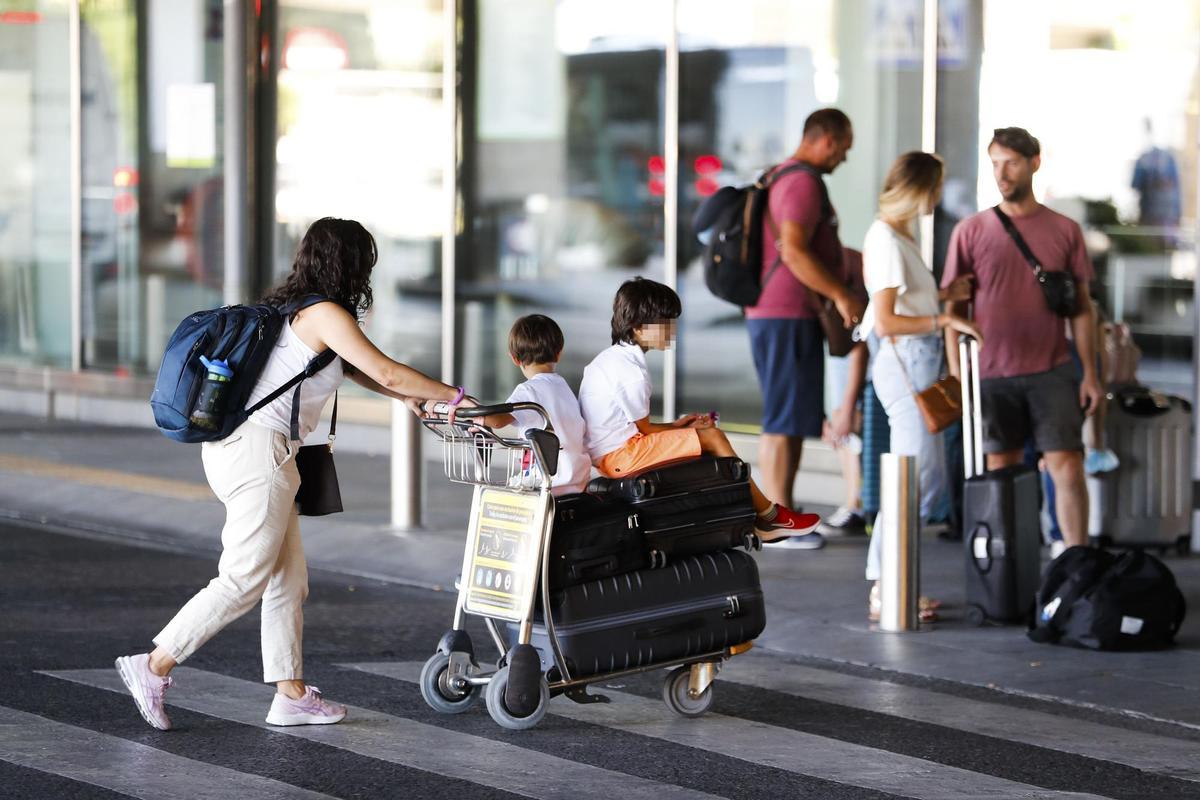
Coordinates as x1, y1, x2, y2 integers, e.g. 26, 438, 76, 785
817, 506, 866, 536
1049, 540, 1069, 560
265, 686, 347, 726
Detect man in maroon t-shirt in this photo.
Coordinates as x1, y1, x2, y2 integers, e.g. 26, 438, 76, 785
746, 108, 865, 537
941, 127, 1104, 548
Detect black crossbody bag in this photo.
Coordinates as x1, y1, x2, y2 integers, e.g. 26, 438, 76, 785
993, 206, 1078, 317
294, 393, 343, 516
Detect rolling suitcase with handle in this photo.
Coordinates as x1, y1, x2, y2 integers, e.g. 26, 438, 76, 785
959, 336, 1042, 625
548, 493, 647, 589
587, 456, 759, 564
1090, 386, 1192, 553
524, 549, 766, 678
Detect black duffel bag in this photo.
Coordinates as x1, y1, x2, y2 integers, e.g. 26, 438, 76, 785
1029, 547, 1186, 651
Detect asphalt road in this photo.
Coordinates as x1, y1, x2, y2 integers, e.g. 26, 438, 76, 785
1, 519, 1197, 800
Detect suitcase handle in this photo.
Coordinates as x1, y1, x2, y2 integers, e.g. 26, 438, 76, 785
569, 555, 618, 580
633, 618, 706, 640
970, 523, 994, 574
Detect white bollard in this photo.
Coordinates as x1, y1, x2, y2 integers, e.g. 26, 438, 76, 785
391, 399, 422, 530
879, 453, 920, 631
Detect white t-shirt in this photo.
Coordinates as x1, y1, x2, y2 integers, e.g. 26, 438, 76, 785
505, 372, 592, 496
578, 342, 651, 461
861, 219, 941, 339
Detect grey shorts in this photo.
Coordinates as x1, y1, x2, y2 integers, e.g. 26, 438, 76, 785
980, 362, 1084, 454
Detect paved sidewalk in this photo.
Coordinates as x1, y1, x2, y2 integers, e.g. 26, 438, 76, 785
2, 412, 1199, 732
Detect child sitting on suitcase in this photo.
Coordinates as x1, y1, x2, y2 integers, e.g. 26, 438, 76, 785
481, 314, 592, 496
579, 277, 822, 546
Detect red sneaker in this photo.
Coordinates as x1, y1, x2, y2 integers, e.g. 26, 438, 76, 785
756, 504, 824, 548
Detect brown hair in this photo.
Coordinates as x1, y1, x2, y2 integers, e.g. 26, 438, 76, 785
611, 277, 681, 345
803, 108, 852, 141
508, 314, 565, 365
989, 127, 1040, 158
262, 217, 376, 318
878, 151, 945, 225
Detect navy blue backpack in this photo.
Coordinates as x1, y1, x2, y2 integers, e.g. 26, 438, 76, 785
150, 296, 337, 443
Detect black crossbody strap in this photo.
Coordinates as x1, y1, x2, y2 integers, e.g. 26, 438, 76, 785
992, 206, 1043, 276
245, 348, 337, 417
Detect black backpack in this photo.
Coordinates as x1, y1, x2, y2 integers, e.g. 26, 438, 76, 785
1029, 547, 1186, 651
692, 162, 821, 307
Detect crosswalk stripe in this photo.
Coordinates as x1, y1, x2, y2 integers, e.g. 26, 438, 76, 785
346, 661, 1105, 800
43, 667, 721, 800
0, 705, 335, 800
718, 652, 1200, 783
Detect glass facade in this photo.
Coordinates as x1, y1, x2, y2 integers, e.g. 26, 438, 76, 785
273, 0, 445, 380
2, 0, 1199, 440
461, 0, 668, 406
0, 2, 72, 368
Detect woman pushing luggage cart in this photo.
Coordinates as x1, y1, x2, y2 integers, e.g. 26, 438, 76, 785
417, 400, 766, 731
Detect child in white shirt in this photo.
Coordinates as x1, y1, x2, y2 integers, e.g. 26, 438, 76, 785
579, 278, 822, 545
483, 315, 591, 496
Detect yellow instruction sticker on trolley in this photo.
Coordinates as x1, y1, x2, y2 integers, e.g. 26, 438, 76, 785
463, 488, 549, 621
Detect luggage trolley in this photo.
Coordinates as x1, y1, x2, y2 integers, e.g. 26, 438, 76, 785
417, 401, 751, 731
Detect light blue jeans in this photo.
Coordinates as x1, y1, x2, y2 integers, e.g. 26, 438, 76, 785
865, 335, 948, 581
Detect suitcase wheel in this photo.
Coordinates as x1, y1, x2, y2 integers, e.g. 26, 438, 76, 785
742, 533, 762, 551
486, 665, 549, 731
965, 604, 987, 627
631, 477, 655, 500
662, 665, 715, 718
419, 652, 481, 715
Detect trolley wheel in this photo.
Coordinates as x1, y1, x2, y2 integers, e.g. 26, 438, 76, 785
419, 653, 480, 714
485, 666, 548, 730
743, 532, 762, 551
965, 604, 987, 627
662, 665, 714, 718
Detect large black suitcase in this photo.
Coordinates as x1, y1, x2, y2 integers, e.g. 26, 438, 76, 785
960, 337, 1042, 625
588, 456, 758, 563
548, 493, 646, 589
525, 549, 766, 678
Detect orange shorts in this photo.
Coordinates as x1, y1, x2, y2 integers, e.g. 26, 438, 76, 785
596, 429, 702, 478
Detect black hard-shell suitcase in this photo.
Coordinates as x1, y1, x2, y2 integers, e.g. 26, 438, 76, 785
548, 493, 646, 589
640, 505, 758, 565
525, 549, 766, 678
959, 337, 1042, 625
588, 456, 758, 563
587, 456, 750, 513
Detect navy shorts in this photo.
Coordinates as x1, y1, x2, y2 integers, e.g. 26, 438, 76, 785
747, 318, 825, 438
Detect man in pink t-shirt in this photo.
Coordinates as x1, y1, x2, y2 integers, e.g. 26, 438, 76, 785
941, 127, 1104, 548
745, 108, 865, 519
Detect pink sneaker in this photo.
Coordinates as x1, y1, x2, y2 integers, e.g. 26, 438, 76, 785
265, 686, 347, 726
114, 653, 174, 731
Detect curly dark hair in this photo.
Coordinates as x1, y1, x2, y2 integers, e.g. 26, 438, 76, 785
262, 217, 376, 317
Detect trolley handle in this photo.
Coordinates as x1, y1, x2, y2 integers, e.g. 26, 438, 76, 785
424, 401, 554, 432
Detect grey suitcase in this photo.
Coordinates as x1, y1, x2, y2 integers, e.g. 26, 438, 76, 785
1091, 387, 1192, 552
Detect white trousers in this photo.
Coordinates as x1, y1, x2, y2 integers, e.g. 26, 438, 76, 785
154, 422, 307, 683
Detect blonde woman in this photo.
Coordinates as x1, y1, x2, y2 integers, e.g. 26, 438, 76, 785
859, 152, 979, 621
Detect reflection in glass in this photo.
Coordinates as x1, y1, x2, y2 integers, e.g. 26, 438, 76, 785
273, 0, 444, 379
0, 3, 73, 367
462, 0, 667, 406
80, 0, 226, 374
